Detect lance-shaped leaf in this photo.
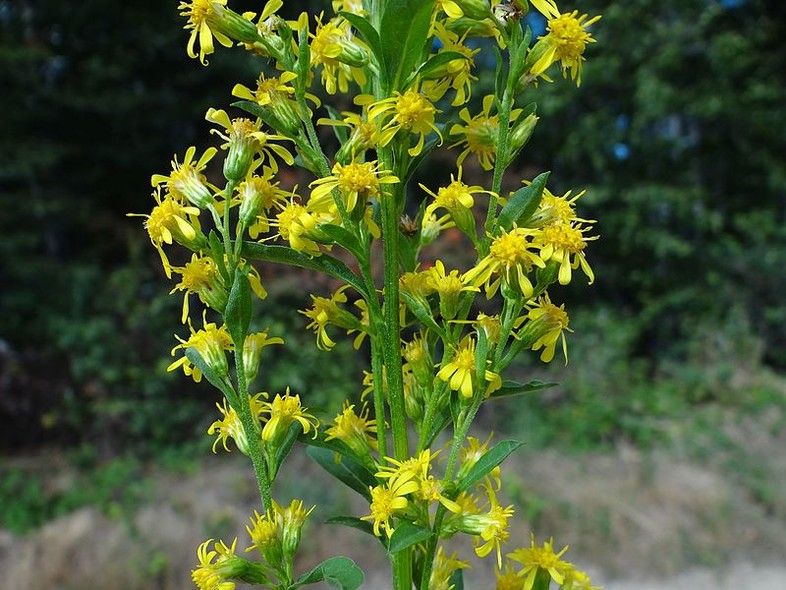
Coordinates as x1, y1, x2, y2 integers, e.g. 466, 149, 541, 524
325, 516, 379, 540
306, 447, 376, 501
292, 556, 365, 590
272, 421, 301, 478
400, 291, 447, 341
241, 242, 367, 297
403, 50, 468, 91
387, 522, 433, 554
225, 268, 252, 348
185, 348, 237, 404
339, 11, 384, 74
379, 0, 436, 90
231, 100, 292, 139
456, 440, 524, 493
488, 379, 557, 400
317, 223, 363, 259
497, 171, 550, 231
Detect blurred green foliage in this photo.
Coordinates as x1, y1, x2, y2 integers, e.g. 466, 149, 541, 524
1, 0, 785, 463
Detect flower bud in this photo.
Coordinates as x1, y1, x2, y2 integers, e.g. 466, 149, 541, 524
279, 499, 314, 560
508, 113, 539, 159
208, 4, 261, 44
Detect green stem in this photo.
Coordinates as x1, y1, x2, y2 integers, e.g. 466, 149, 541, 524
481, 58, 517, 256
233, 345, 274, 513
379, 160, 409, 462
418, 395, 483, 589
359, 253, 389, 460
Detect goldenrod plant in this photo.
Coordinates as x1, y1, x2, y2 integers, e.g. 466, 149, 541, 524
135, 0, 602, 588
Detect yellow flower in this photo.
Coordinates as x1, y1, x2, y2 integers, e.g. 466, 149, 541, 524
238, 172, 293, 238
561, 568, 602, 590
231, 71, 314, 135
274, 201, 330, 257
192, 538, 239, 590
420, 167, 493, 241
318, 108, 382, 162
206, 108, 294, 175
332, 0, 366, 17
243, 331, 284, 383
495, 562, 524, 590
449, 95, 499, 171
310, 14, 368, 94
528, 186, 593, 228
423, 24, 479, 106
508, 534, 573, 590
245, 508, 284, 567
129, 187, 203, 278
300, 285, 360, 351
151, 145, 218, 209
427, 259, 478, 320
363, 87, 443, 156
207, 393, 267, 455
310, 160, 399, 213
463, 227, 545, 298
361, 472, 419, 537
457, 434, 501, 490
168, 317, 234, 382
530, 11, 601, 86
179, 0, 233, 65
169, 254, 227, 323
536, 222, 596, 285
438, 336, 502, 399
278, 498, 316, 559
455, 486, 514, 567
430, 547, 471, 590
521, 293, 572, 363
259, 389, 319, 443
325, 401, 378, 459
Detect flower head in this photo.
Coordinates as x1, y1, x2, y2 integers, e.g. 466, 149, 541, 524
325, 401, 378, 460
310, 160, 399, 213
363, 87, 443, 156
361, 472, 419, 537
207, 393, 267, 455
152, 146, 218, 209
310, 14, 368, 94
192, 538, 240, 590
169, 254, 227, 323
463, 227, 545, 298
179, 0, 233, 65
520, 293, 572, 363
260, 388, 319, 443
449, 95, 499, 170
168, 317, 234, 382
508, 534, 573, 590
535, 222, 596, 285
530, 11, 601, 86
129, 187, 203, 278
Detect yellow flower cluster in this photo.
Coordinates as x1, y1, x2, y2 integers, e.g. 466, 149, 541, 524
142, 1, 605, 588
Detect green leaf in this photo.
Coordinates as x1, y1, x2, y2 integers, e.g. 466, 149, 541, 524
301, 433, 373, 470
339, 11, 384, 73
293, 556, 365, 590
488, 379, 557, 400
404, 50, 468, 90
325, 516, 378, 538
456, 440, 524, 493
231, 100, 290, 138
403, 136, 440, 184
306, 447, 375, 501
400, 292, 447, 340
423, 405, 451, 449
184, 348, 236, 404
387, 522, 432, 554
397, 232, 420, 273
324, 104, 349, 144
379, 0, 436, 90
225, 268, 252, 347
241, 242, 367, 297
497, 171, 550, 231
317, 223, 363, 258
295, 24, 310, 96
208, 231, 230, 282
448, 568, 464, 590
272, 421, 301, 478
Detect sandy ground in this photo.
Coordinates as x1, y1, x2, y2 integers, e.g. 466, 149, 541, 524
1, 438, 784, 590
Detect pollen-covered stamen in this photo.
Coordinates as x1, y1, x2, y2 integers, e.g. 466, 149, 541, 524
490, 231, 532, 264
541, 224, 587, 254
